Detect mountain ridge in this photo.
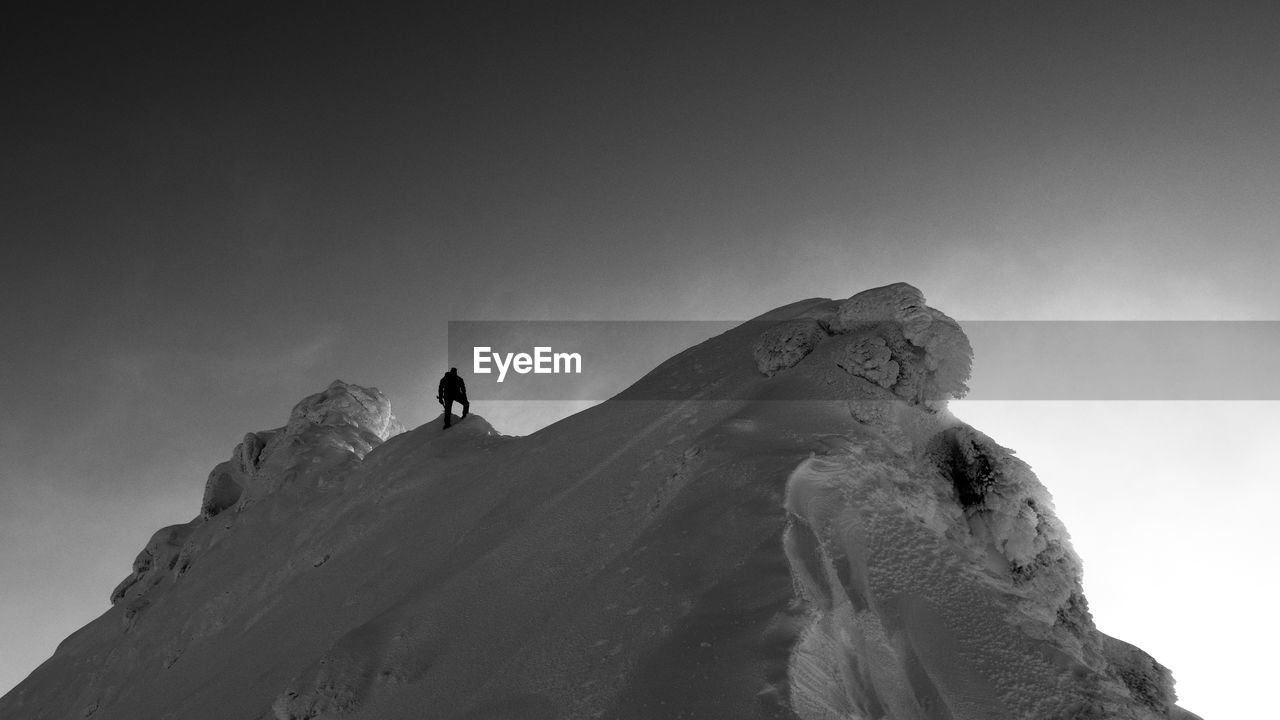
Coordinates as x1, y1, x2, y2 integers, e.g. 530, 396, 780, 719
1, 283, 1199, 720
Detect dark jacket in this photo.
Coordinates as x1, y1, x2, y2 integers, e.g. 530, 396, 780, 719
438, 372, 467, 400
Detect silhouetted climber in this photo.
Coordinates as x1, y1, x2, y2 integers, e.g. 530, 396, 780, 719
437, 367, 469, 428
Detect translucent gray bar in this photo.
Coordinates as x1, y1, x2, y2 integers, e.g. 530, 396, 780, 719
447, 320, 1280, 401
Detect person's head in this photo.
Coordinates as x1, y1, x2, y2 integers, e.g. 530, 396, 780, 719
449, 367, 457, 375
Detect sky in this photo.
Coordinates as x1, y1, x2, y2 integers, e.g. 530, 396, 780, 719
2, 1, 1279, 715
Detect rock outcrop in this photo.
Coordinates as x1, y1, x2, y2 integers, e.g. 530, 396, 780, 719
752, 282, 973, 404
202, 380, 403, 517
753, 319, 828, 376
111, 380, 402, 608
781, 424, 1181, 719
749, 285, 1194, 720
108, 523, 196, 606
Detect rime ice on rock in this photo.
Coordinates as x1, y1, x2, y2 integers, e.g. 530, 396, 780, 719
109, 523, 196, 606
201, 380, 403, 518
752, 282, 973, 403
834, 335, 901, 389
777, 286, 1196, 720
284, 380, 404, 441
753, 318, 828, 376
781, 422, 1192, 719
111, 380, 402, 608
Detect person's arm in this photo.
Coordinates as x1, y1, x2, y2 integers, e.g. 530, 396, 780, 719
437, 376, 445, 400
458, 376, 467, 395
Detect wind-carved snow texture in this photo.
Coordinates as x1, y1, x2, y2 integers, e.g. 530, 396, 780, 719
766, 284, 1197, 720
781, 428, 1197, 719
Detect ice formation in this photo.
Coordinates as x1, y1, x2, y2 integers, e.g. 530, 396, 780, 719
112, 380, 402, 607
752, 284, 1193, 719
753, 318, 828, 376
753, 282, 973, 404
782, 428, 1187, 719
0, 285, 1199, 720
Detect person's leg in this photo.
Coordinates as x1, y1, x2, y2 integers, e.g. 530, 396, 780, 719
443, 398, 453, 427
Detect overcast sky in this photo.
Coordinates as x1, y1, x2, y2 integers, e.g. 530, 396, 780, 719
3, 2, 1278, 716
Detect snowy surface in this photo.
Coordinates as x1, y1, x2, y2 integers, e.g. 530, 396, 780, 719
950, 399, 1275, 720
0, 285, 1200, 719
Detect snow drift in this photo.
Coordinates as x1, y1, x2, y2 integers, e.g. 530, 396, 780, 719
0, 283, 1200, 720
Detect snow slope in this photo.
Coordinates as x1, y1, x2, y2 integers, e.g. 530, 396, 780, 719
0, 284, 1200, 720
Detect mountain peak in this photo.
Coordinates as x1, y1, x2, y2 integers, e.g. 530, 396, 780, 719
110, 381, 404, 609
4, 293, 1199, 720
286, 380, 404, 442
753, 281, 973, 403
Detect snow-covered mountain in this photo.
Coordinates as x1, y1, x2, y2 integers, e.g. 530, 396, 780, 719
0, 284, 1200, 720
